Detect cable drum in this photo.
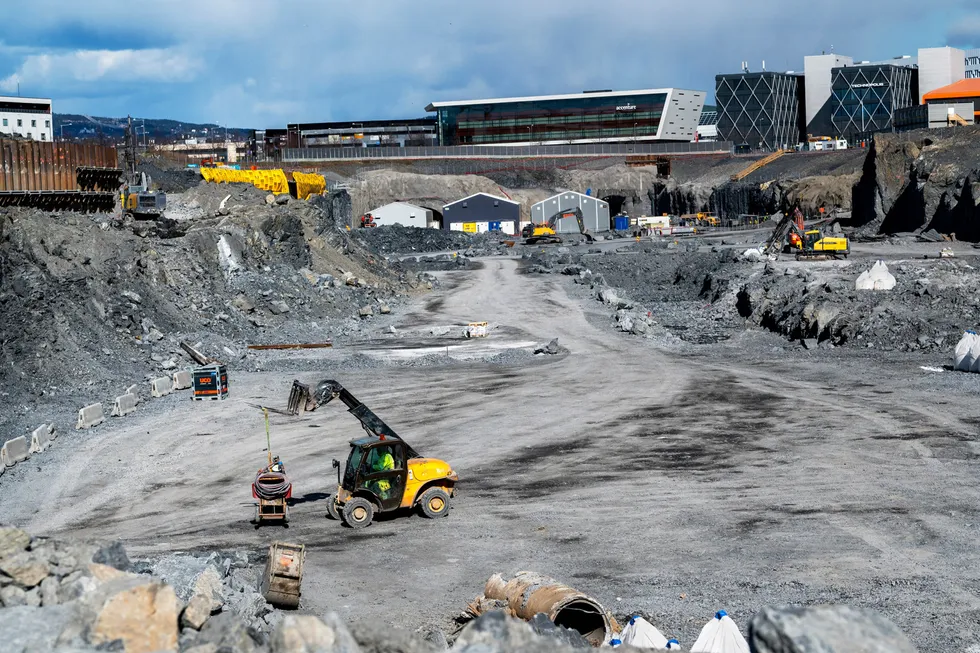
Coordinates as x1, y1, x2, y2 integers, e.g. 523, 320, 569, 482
253, 471, 292, 500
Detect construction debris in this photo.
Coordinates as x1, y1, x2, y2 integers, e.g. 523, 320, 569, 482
246, 343, 334, 351
468, 572, 617, 646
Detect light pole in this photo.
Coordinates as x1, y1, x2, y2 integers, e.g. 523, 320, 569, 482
527, 125, 533, 144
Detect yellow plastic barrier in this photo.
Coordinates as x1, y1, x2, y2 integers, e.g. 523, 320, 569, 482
292, 171, 326, 200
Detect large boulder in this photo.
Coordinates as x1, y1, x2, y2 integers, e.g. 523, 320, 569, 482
68, 578, 180, 653
0, 551, 51, 588
272, 613, 361, 653
0, 605, 73, 652
748, 605, 917, 653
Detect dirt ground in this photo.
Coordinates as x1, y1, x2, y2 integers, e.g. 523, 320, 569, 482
3, 256, 980, 650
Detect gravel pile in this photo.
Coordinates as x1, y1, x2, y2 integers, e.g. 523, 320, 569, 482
0, 193, 431, 444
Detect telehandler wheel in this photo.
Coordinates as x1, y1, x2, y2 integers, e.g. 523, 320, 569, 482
326, 496, 341, 520
419, 487, 451, 519
343, 497, 374, 529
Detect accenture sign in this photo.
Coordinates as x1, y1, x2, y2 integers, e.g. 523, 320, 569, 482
616, 104, 637, 111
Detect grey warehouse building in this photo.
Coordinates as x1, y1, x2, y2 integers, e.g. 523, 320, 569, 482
531, 192, 610, 233
715, 72, 806, 151
442, 193, 520, 233
830, 63, 918, 143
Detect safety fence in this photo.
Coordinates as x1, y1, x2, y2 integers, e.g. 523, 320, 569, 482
282, 141, 733, 162
0, 138, 118, 191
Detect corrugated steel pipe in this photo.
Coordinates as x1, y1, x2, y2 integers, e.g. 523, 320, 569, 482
484, 572, 616, 646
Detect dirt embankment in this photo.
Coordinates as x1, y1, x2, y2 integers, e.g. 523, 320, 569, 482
850, 127, 980, 241
0, 186, 430, 443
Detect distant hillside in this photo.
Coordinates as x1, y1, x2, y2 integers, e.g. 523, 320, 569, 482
53, 114, 251, 143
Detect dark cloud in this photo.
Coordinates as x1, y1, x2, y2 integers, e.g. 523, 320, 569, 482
0, 0, 974, 127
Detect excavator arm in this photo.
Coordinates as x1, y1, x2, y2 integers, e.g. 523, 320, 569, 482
292, 379, 420, 457
545, 207, 595, 242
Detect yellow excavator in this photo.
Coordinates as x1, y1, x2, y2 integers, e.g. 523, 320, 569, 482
292, 380, 458, 529
763, 208, 849, 259
522, 208, 596, 245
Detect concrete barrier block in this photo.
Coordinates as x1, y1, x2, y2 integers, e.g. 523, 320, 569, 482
111, 393, 138, 417
1, 436, 30, 467
151, 377, 173, 398
172, 370, 192, 391
76, 403, 105, 430
126, 384, 141, 403
29, 424, 55, 454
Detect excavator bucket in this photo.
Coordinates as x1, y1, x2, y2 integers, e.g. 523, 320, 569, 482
287, 380, 311, 415
261, 541, 305, 608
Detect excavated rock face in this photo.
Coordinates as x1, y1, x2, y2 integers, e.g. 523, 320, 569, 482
851, 129, 980, 241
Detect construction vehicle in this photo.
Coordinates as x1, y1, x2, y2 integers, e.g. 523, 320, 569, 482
359, 213, 377, 228
523, 208, 595, 245
292, 379, 458, 529
120, 117, 166, 219
762, 208, 849, 259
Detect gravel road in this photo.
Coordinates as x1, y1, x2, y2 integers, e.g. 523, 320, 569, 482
2, 258, 980, 649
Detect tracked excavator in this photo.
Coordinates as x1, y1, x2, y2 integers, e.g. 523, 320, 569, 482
287, 380, 458, 529
762, 208, 849, 260
523, 207, 596, 245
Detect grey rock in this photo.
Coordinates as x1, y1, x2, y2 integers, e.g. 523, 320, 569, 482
275, 194, 291, 206
0, 527, 30, 560
24, 587, 41, 607
528, 613, 590, 649
92, 540, 131, 571
270, 300, 291, 315
0, 605, 73, 652
351, 620, 438, 653
378, 303, 391, 315
197, 611, 260, 653
533, 338, 563, 355
40, 575, 59, 606
0, 585, 27, 606
271, 613, 360, 653
182, 593, 213, 630
0, 551, 50, 588
147, 328, 165, 342
359, 305, 374, 318
801, 338, 818, 350
416, 626, 448, 651
454, 611, 571, 653
121, 290, 142, 304
748, 605, 917, 653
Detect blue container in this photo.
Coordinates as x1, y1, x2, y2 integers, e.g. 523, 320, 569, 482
489, 221, 501, 231
614, 216, 629, 231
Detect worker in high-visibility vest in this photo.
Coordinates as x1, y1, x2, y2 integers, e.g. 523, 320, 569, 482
369, 447, 395, 499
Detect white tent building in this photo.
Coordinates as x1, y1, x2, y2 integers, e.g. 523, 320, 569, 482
530, 192, 610, 233
369, 202, 437, 228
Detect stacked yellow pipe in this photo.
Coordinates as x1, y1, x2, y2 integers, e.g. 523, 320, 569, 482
200, 167, 290, 195
292, 171, 327, 200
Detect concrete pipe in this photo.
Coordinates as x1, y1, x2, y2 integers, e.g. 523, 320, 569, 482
484, 572, 616, 646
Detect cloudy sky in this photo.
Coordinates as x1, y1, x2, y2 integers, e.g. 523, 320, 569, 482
1, 0, 976, 128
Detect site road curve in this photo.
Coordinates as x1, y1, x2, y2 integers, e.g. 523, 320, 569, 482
4, 257, 980, 649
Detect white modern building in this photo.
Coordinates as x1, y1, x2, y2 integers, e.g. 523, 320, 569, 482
0, 96, 53, 141
918, 47, 966, 104
804, 54, 854, 133
530, 192, 610, 233
368, 202, 437, 228
426, 88, 706, 146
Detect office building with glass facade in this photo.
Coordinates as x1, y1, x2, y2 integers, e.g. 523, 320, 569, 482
830, 64, 918, 142
715, 72, 806, 151
425, 89, 705, 146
